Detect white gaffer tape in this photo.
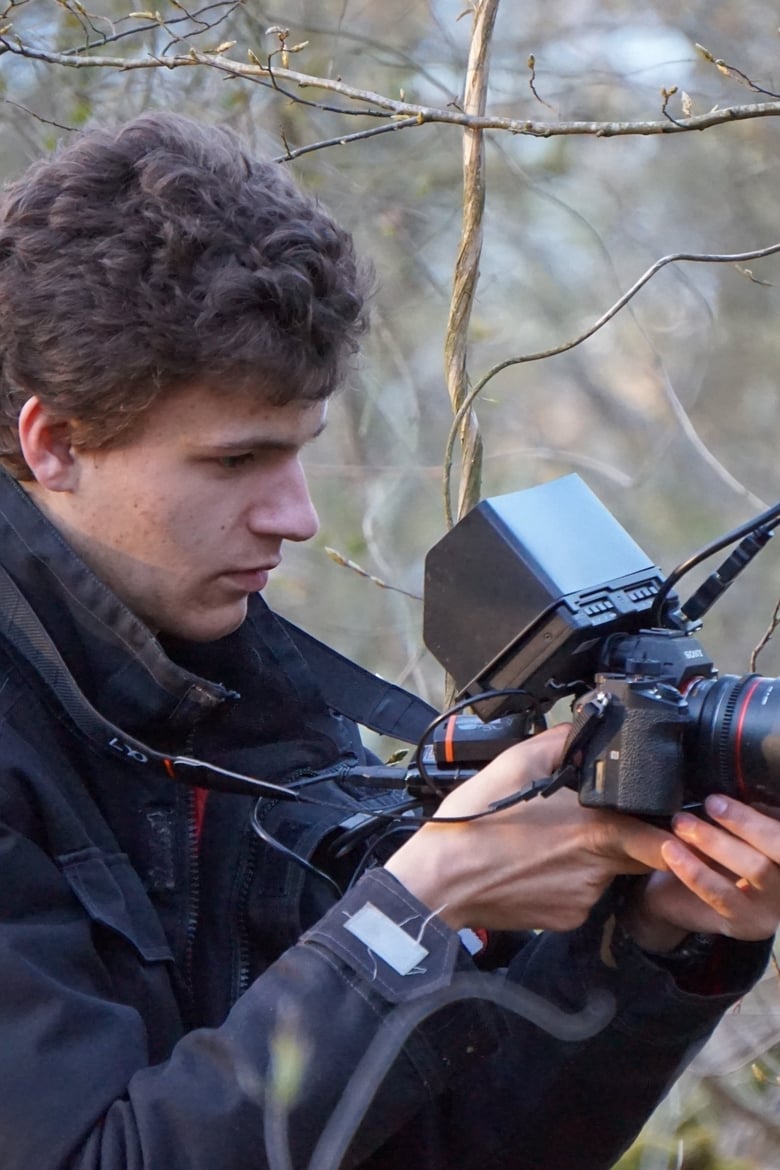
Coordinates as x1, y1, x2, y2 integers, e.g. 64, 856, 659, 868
344, 902, 429, 976
458, 927, 484, 956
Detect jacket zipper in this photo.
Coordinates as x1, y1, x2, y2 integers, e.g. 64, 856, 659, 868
182, 725, 202, 1022
234, 818, 263, 1000
233, 766, 317, 1000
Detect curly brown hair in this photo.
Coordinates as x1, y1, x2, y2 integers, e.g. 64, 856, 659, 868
0, 111, 372, 478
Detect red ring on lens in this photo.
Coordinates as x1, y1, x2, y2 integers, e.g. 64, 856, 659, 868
733, 676, 763, 800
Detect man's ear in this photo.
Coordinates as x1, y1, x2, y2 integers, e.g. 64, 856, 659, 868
17, 397, 79, 490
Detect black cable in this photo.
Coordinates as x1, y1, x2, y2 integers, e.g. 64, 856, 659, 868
412, 687, 544, 797
650, 496, 780, 626
681, 526, 774, 622
250, 801, 344, 898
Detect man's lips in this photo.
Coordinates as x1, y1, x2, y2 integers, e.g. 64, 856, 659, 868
222, 563, 279, 591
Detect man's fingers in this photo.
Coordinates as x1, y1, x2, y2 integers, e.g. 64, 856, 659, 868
673, 803, 780, 893
704, 795, 780, 862
661, 839, 779, 940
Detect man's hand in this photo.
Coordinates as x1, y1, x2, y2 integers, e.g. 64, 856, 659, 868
632, 796, 780, 942
384, 724, 676, 933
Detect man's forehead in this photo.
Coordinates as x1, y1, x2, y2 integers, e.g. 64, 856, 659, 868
133, 382, 328, 446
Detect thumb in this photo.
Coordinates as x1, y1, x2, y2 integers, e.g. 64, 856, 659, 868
490, 721, 572, 781
435, 722, 571, 818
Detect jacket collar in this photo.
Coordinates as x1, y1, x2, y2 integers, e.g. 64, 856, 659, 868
0, 469, 232, 746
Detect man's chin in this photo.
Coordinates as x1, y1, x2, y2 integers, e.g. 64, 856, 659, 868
159, 599, 250, 643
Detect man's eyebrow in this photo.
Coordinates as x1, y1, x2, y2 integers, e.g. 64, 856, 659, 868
203, 420, 328, 453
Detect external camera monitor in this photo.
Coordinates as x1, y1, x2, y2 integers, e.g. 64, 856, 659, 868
423, 474, 665, 718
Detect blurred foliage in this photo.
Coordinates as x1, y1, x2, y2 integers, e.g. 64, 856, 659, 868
3, 1, 780, 1163
615, 1123, 755, 1170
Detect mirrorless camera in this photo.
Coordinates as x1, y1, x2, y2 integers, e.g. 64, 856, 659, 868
420, 474, 780, 818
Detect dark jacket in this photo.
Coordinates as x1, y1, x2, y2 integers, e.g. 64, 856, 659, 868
0, 470, 769, 1170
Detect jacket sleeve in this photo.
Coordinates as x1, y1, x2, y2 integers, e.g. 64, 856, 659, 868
399, 905, 772, 1170
0, 818, 770, 1170
293, 871, 773, 1170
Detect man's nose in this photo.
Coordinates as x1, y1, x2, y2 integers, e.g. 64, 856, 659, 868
249, 458, 319, 543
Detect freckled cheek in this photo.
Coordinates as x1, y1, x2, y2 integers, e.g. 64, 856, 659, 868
115, 501, 189, 570
162, 501, 233, 566
117, 487, 235, 572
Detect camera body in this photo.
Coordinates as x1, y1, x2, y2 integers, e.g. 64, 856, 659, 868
569, 627, 714, 816
422, 475, 780, 816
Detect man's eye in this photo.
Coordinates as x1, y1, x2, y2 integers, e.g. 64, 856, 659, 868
217, 453, 255, 470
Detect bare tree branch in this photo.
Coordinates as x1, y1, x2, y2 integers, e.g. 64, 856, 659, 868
442, 242, 780, 521
1, 97, 76, 131
526, 53, 554, 112
443, 0, 496, 531
324, 547, 422, 601
751, 597, 780, 672
274, 117, 424, 162
3, 35, 780, 140
696, 42, 780, 100
656, 365, 768, 513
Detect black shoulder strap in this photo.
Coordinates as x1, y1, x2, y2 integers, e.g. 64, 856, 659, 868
279, 617, 439, 744
0, 557, 438, 763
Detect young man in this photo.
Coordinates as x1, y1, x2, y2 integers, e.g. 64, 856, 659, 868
0, 111, 776, 1170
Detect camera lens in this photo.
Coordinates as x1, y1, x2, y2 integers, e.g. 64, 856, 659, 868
685, 674, 780, 808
